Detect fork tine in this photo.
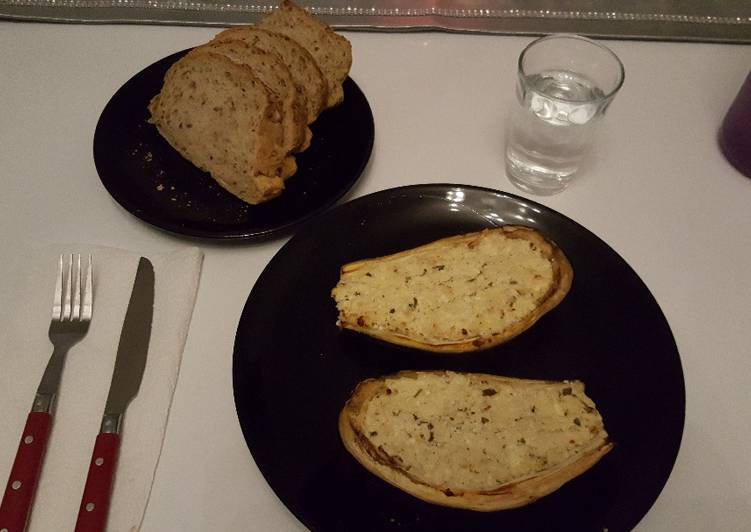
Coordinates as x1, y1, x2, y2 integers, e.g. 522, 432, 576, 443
62, 254, 73, 321
52, 255, 63, 321
82, 254, 93, 321
72, 254, 82, 321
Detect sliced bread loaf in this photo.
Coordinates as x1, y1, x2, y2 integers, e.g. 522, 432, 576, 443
339, 370, 613, 511
331, 226, 573, 353
147, 50, 287, 204
258, 0, 352, 108
196, 40, 309, 157
212, 26, 328, 123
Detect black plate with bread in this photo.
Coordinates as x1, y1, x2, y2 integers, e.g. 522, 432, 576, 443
93, 50, 373, 240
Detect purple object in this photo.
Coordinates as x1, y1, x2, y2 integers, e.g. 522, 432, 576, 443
720, 71, 751, 178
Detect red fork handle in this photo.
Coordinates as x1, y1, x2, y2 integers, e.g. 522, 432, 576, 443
74, 433, 120, 532
0, 412, 52, 532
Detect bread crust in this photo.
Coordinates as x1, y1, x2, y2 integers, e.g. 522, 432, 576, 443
258, 0, 352, 108
332, 226, 573, 353
212, 26, 328, 123
339, 371, 613, 511
195, 40, 308, 156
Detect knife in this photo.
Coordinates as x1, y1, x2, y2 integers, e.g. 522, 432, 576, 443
74, 257, 154, 532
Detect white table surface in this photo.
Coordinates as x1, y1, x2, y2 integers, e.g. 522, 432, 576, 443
1, 22, 750, 532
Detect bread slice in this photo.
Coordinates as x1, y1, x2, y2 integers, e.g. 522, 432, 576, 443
196, 40, 309, 157
212, 26, 328, 123
147, 50, 287, 204
339, 370, 613, 511
258, 0, 352, 108
331, 226, 573, 353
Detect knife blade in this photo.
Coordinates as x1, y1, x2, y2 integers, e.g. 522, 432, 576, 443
74, 257, 154, 532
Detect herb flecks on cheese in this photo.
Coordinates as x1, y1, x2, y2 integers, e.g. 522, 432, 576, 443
360, 373, 604, 492
332, 228, 561, 349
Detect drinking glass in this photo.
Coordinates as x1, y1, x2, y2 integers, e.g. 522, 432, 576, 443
505, 34, 625, 195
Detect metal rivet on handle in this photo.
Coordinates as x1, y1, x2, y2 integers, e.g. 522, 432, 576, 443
95, 457, 104, 466
85, 503, 95, 512
24, 435, 34, 444
11, 481, 21, 490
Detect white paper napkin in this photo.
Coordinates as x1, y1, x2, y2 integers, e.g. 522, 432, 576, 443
0, 245, 203, 532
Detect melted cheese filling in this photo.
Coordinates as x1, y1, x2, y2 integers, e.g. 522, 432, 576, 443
333, 233, 554, 343
360, 373, 605, 492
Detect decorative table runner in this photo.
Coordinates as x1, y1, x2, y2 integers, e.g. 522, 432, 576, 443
1, 0, 750, 42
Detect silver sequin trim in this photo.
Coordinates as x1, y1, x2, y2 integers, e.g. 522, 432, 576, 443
0, 1, 749, 25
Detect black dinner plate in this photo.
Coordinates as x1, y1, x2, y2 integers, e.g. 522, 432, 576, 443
233, 184, 685, 532
93, 49, 374, 240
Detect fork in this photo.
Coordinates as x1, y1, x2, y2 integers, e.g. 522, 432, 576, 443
0, 254, 93, 532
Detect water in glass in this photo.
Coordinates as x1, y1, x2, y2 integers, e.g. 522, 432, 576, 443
506, 69, 605, 195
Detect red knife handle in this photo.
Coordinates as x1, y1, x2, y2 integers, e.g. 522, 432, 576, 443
74, 433, 120, 532
0, 412, 52, 532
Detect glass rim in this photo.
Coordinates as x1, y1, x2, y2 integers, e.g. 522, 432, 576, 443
517, 33, 626, 103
